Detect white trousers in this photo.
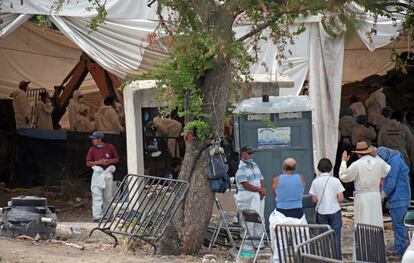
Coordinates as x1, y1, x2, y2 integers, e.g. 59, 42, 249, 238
269, 209, 308, 263
91, 165, 115, 220
235, 191, 265, 251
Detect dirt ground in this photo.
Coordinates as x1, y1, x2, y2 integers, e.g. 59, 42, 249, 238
0, 185, 407, 262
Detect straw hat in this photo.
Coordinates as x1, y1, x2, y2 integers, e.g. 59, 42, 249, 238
352, 141, 375, 154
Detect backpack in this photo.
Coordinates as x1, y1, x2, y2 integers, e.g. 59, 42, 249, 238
206, 143, 231, 193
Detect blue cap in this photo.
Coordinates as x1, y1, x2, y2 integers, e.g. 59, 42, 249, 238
89, 131, 104, 139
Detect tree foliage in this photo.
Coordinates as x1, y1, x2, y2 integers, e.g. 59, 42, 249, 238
148, 0, 413, 140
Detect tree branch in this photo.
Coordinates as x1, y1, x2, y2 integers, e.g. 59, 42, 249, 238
236, 20, 272, 42
372, 1, 414, 12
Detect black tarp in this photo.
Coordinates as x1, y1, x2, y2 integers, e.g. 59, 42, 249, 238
7, 129, 127, 187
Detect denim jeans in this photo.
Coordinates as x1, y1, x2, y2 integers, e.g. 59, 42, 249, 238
316, 210, 342, 259
390, 206, 409, 254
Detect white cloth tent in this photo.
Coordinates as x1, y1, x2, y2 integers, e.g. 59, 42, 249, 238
0, 0, 410, 166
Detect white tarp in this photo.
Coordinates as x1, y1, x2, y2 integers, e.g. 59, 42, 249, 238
1, 0, 159, 20
309, 23, 344, 167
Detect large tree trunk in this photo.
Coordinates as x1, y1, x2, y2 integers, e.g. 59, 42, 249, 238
159, 7, 234, 255
159, 58, 232, 255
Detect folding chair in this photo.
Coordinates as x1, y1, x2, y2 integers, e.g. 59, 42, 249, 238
404, 210, 414, 240
208, 198, 237, 249
236, 209, 272, 263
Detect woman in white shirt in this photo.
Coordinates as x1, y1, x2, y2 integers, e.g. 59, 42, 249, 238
310, 158, 345, 259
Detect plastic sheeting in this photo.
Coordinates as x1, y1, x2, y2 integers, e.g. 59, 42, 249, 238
309, 23, 344, 169
233, 95, 312, 114
50, 16, 168, 78
0, 13, 30, 38
1, 0, 159, 20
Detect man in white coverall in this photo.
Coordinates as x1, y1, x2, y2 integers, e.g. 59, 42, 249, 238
235, 145, 266, 251
67, 90, 86, 131
12, 80, 32, 128
86, 131, 119, 222
365, 87, 386, 125
95, 97, 124, 134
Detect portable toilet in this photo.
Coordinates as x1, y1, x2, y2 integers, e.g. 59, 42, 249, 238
233, 95, 315, 224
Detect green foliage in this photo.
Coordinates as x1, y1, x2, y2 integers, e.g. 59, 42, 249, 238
262, 117, 276, 128
30, 15, 52, 28
86, 0, 108, 32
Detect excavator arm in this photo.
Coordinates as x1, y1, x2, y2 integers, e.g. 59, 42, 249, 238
51, 52, 122, 129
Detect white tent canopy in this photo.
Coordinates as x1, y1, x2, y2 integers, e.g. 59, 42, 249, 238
0, 0, 409, 165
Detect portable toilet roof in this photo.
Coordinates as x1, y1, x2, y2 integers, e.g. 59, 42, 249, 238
233, 95, 312, 114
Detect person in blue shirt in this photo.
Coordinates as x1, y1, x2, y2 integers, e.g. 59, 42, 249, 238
272, 158, 306, 219
377, 147, 411, 255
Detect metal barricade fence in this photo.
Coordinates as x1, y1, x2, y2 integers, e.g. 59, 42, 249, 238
274, 224, 332, 263
294, 229, 341, 263
89, 174, 189, 254
27, 88, 46, 127
354, 223, 386, 263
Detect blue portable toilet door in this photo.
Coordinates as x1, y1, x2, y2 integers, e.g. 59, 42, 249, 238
235, 111, 315, 226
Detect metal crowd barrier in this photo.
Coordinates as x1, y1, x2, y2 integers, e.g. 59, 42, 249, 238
27, 88, 46, 127
274, 224, 332, 263
89, 174, 189, 254
354, 223, 386, 263
294, 229, 341, 263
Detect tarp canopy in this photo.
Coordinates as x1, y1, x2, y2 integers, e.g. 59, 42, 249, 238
0, 0, 411, 167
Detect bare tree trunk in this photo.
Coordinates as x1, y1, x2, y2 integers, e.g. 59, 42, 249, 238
159, 8, 234, 254
159, 58, 232, 254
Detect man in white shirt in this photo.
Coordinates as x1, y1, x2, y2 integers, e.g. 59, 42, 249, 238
310, 158, 345, 259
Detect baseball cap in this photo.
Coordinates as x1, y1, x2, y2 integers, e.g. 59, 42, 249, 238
19, 80, 30, 88
89, 131, 104, 139
240, 145, 254, 153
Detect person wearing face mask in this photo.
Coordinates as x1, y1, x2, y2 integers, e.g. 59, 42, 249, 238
86, 131, 119, 222
36, 91, 53, 130
234, 145, 265, 251
68, 90, 87, 131
12, 80, 32, 128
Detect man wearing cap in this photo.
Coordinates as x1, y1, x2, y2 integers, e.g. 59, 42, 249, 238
339, 141, 390, 258
86, 131, 119, 222
234, 145, 266, 250
12, 80, 32, 128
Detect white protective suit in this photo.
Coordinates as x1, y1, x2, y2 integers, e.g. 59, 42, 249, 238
378, 119, 412, 165
91, 165, 115, 220
339, 116, 356, 139
351, 102, 366, 117
153, 117, 182, 157
67, 90, 83, 131
235, 192, 265, 251
365, 88, 386, 124
95, 105, 124, 134
269, 209, 308, 263
12, 89, 31, 128
74, 115, 95, 132
351, 125, 376, 146
36, 100, 53, 129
